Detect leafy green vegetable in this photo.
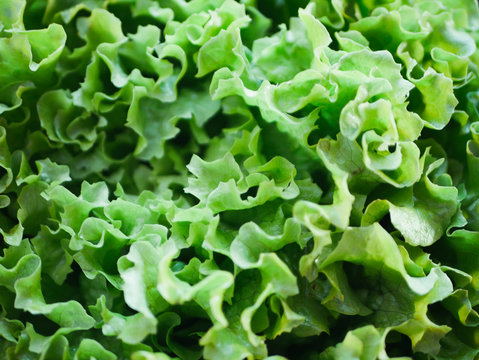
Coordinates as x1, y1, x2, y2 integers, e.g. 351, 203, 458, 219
1, 0, 479, 358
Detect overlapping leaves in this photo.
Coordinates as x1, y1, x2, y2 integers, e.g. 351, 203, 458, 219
1, 0, 479, 359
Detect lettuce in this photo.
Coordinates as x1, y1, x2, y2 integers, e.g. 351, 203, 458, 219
1, 0, 479, 359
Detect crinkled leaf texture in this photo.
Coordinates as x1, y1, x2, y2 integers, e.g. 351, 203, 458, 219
1, 0, 479, 359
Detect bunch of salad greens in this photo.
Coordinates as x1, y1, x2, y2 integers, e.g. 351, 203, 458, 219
1, 0, 479, 359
